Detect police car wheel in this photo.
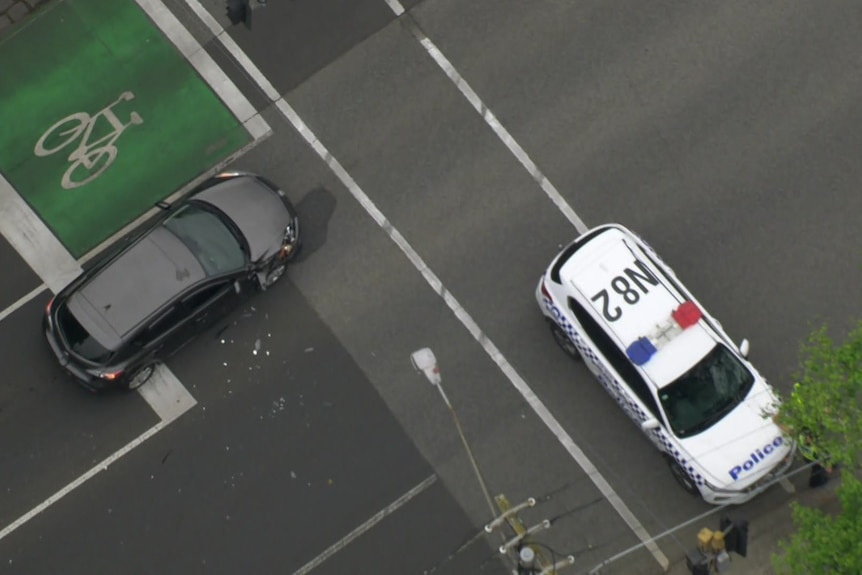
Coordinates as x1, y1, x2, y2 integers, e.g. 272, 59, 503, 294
549, 322, 582, 361
666, 457, 700, 496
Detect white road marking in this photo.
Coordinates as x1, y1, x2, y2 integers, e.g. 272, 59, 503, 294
138, 365, 198, 424
134, 0, 271, 140
0, 423, 165, 543
291, 475, 437, 575
190, 5, 666, 570
387, 1, 587, 234
0, 283, 47, 324
0, 175, 83, 294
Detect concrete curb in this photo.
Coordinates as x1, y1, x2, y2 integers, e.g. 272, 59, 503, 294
667, 471, 844, 575
0, 0, 51, 36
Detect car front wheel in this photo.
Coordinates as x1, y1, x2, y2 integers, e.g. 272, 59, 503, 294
125, 362, 156, 391
666, 456, 701, 496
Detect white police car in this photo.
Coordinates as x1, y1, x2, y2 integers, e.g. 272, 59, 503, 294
536, 224, 795, 505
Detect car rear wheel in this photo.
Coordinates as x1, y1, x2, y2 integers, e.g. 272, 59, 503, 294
126, 362, 156, 391
666, 456, 700, 496
549, 321, 581, 361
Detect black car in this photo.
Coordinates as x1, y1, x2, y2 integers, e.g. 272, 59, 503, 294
44, 172, 301, 392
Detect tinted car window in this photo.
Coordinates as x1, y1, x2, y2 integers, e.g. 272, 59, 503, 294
658, 344, 755, 439
183, 282, 228, 311
57, 304, 112, 363
569, 298, 662, 419
131, 306, 187, 348
163, 204, 246, 276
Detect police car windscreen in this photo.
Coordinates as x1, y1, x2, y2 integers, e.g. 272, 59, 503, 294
658, 343, 754, 438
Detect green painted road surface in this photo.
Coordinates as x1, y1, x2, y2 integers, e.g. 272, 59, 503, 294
0, 0, 250, 257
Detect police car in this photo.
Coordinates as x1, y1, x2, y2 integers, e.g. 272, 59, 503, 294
536, 224, 795, 505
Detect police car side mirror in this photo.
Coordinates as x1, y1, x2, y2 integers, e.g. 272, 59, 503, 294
641, 418, 661, 431
739, 339, 750, 358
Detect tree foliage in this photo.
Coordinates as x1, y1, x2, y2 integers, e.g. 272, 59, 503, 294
774, 321, 862, 468
771, 321, 862, 574
773, 473, 862, 574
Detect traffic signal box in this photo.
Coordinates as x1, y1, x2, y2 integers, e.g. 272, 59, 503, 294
685, 517, 748, 574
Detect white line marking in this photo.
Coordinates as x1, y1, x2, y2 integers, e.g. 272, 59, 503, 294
137, 365, 198, 424
0, 422, 165, 543
195, 4, 664, 569
391, 7, 587, 234
291, 475, 437, 575
0, 283, 48, 324
0, 174, 83, 294
385, 3, 668, 568
134, 0, 271, 140
383, 0, 405, 16
183, 0, 281, 102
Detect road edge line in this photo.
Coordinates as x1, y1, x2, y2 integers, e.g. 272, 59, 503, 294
0, 422, 166, 543
134, 0, 271, 140
291, 475, 438, 575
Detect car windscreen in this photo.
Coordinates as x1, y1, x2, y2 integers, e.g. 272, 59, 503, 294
658, 343, 755, 439
163, 203, 247, 276
57, 303, 113, 363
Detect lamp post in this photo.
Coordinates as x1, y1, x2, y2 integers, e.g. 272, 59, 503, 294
410, 347, 497, 519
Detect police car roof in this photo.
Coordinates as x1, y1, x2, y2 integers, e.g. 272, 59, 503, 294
559, 225, 717, 387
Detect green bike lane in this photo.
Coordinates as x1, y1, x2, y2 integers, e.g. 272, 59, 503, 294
0, 0, 257, 259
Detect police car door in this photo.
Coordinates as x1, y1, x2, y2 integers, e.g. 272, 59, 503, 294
568, 298, 666, 450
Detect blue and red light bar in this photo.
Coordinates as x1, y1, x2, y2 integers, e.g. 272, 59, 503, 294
626, 301, 702, 366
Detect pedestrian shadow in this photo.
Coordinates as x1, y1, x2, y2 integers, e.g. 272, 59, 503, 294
292, 186, 336, 263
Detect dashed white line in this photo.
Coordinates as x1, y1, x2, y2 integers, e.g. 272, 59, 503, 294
291, 475, 437, 575
190, 3, 667, 570
0, 423, 166, 543
387, 0, 587, 234
0, 283, 48, 324
386, 2, 668, 569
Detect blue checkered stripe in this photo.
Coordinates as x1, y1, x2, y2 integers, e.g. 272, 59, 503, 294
543, 296, 704, 488
544, 297, 647, 421
652, 429, 704, 486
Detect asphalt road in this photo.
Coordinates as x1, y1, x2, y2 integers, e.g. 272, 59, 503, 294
3, 0, 862, 574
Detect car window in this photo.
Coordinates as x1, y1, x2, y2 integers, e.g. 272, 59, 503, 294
658, 344, 755, 439
568, 297, 662, 420
163, 203, 247, 277
182, 282, 229, 311
57, 303, 113, 363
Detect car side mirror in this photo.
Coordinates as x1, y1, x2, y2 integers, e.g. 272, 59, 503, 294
739, 339, 750, 358
234, 280, 242, 294
640, 418, 661, 431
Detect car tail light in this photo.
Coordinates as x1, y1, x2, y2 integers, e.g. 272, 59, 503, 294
540, 279, 552, 300
100, 371, 123, 381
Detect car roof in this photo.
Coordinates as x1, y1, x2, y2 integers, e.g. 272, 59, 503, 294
559, 225, 717, 387
68, 225, 205, 347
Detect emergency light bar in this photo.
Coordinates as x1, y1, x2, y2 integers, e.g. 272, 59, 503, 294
626, 301, 702, 366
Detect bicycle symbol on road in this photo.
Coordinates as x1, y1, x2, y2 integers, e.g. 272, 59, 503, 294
34, 91, 143, 190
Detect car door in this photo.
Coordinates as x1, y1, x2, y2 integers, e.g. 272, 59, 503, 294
180, 278, 242, 336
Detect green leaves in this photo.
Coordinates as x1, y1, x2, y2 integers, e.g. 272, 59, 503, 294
773, 474, 862, 574
773, 320, 862, 574
779, 321, 862, 468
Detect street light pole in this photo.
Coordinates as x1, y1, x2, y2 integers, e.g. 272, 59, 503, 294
410, 347, 498, 519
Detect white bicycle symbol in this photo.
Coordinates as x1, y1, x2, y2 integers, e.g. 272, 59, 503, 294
34, 91, 143, 190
